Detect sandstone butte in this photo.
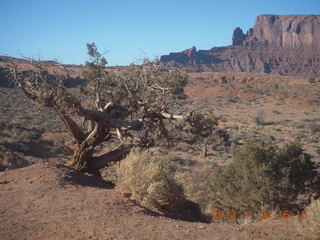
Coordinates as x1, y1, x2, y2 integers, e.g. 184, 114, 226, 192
160, 14, 320, 77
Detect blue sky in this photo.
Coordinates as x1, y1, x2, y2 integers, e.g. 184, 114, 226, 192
0, 0, 319, 66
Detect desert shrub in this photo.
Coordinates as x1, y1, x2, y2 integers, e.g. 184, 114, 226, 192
116, 149, 187, 214
293, 122, 305, 129
272, 110, 281, 114
0, 148, 30, 169
252, 110, 265, 126
186, 108, 218, 140
291, 130, 305, 141
296, 199, 320, 238
307, 122, 320, 134
308, 77, 316, 83
4, 151, 30, 168
170, 107, 220, 154
211, 128, 230, 147
211, 142, 318, 213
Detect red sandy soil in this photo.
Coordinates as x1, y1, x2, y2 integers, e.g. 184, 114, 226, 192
0, 163, 315, 240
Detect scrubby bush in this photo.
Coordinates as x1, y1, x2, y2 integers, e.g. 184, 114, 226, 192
0, 146, 30, 169
4, 151, 30, 168
308, 122, 320, 134
186, 108, 218, 140
170, 107, 221, 155
211, 142, 318, 213
308, 77, 316, 83
211, 128, 230, 147
296, 199, 320, 238
252, 110, 265, 126
116, 149, 187, 214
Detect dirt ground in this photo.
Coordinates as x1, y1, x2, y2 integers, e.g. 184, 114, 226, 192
0, 163, 316, 240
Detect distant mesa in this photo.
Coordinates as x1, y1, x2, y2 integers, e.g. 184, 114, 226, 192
160, 14, 320, 77
240, 15, 320, 49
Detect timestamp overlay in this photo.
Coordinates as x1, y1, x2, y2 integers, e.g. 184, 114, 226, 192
211, 209, 308, 221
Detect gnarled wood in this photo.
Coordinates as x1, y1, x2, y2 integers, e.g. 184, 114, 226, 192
160, 112, 185, 120
54, 106, 85, 144
67, 122, 107, 171
87, 144, 133, 170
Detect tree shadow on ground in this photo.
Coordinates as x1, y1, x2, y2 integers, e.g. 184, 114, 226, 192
54, 164, 115, 189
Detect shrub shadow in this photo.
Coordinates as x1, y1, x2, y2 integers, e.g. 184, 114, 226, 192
129, 198, 210, 223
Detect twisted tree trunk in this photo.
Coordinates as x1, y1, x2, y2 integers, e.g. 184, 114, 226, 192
69, 143, 95, 171
66, 119, 133, 175
67, 122, 106, 174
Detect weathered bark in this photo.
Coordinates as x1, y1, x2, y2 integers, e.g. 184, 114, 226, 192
160, 112, 185, 120
55, 106, 84, 144
68, 142, 132, 175
67, 122, 107, 172
68, 143, 95, 171
66, 110, 185, 174
88, 144, 133, 170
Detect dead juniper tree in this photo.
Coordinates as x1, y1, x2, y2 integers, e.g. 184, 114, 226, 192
9, 43, 210, 175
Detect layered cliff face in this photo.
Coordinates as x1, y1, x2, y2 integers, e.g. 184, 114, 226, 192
243, 15, 320, 48
160, 14, 320, 77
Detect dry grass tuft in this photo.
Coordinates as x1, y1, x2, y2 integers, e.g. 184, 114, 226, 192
116, 149, 187, 214
296, 199, 320, 238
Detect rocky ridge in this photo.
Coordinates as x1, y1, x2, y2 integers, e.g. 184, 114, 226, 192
160, 15, 320, 77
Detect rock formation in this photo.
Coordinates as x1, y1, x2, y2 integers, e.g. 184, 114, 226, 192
232, 27, 246, 45
160, 14, 320, 77
243, 15, 320, 49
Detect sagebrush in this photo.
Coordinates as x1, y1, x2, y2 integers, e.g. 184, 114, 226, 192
116, 149, 187, 214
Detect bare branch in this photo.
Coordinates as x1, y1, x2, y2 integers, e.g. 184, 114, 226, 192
160, 112, 185, 120
116, 128, 122, 142
54, 106, 85, 144
8, 60, 38, 101
151, 83, 169, 94
95, 92, 103, 111
124, 82, 133, 97
109, 119, 143, 130
103, 102, 113, 111
75, 105, 106, 122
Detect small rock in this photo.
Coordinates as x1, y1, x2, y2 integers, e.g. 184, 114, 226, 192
197, 225, 205, 229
